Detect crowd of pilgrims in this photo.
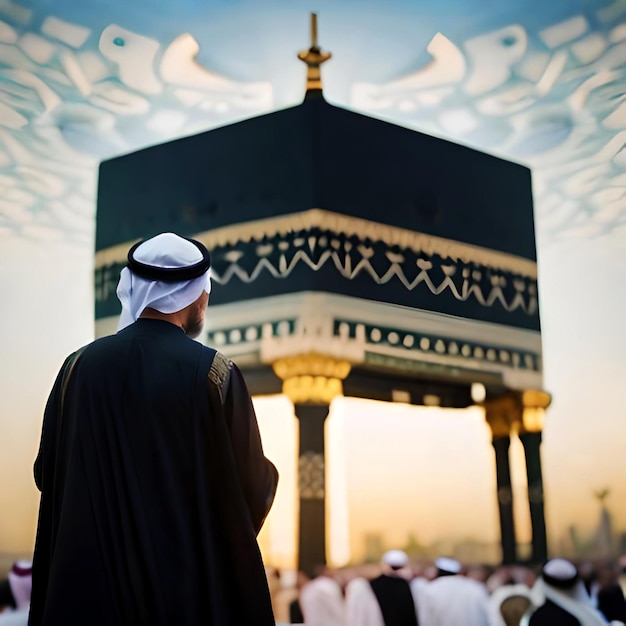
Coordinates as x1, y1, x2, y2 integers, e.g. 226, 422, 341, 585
1, 554, 625, 624
267, 553, 626, 626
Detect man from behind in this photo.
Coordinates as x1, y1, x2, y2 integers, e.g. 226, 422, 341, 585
345, 549, 419, 626
418, 557, 490, 626
29, 233, 278, 625
522, 558, 617, 626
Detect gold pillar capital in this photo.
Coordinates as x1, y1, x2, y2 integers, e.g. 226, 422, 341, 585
521, 389, 552, 409
273, 353, 351, 405
483, 393, 522, 438
483, 389, 552, 437
520, 389, 551, 434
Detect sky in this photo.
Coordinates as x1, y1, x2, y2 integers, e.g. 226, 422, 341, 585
1, 0, 626, 569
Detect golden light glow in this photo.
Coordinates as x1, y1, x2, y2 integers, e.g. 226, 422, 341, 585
252, 395, 504, 570
327, 398, 500, 563
253, 395, 299, 570
509, 432, 533, 546
326, 401, 351, 566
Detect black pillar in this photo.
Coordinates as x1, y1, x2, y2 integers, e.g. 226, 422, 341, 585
294, 403, 329, 578
519, 431, 548, 564
492, 435, 517, 565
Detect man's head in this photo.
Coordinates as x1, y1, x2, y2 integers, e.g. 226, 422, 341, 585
435, 556, 462, 577
540, 558, 579, 590
381, 550, 411, 578
116, 232, 211, 337
535, 558, 595, 607
382, 550, 409, 571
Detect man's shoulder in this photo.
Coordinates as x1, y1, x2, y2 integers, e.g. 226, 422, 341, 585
80, 332, 121, 353
76, 334, 237, 389
72, 334, 123, 364
200, 347, 237, 404
203, 347, 233, 389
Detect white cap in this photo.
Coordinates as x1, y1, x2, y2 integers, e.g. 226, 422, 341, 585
116, 232, 211, 331
382, 550, 409, 569
542, 558, 579, 589
435, 557, 462, 575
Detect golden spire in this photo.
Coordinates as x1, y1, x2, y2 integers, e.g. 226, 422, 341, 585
297, 13, 331, 99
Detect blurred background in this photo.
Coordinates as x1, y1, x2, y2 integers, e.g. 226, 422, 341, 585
0, 0, 625, 577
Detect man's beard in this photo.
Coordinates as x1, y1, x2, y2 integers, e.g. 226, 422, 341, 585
185, 318, 204, 339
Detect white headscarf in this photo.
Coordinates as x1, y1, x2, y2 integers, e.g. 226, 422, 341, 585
522, 559, 610, 626
435, 557, 462, 575
116, 232, 211, 331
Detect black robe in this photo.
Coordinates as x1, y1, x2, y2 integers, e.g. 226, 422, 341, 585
29, 318, 278, 626
597, 583, 626, 623
369, 574, 418, 626
528, 599, 581, 625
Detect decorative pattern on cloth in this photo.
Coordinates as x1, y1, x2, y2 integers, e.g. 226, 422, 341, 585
94, 211, 539, 330
205, 228, 538, 315
96, 209, 537, 275
208, 350, 232, 404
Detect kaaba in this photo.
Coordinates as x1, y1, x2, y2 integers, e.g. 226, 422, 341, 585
94, 18, 549, 572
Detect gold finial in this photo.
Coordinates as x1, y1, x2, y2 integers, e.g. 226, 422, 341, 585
297, 13, 332, 99
311, 11, 318, 47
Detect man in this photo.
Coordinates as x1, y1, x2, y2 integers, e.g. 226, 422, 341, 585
345, 550, 418, 626
522, 558, 612, 626
299, 567, 345, 626
29, 233, 278, 625
418, 557, 490, 626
